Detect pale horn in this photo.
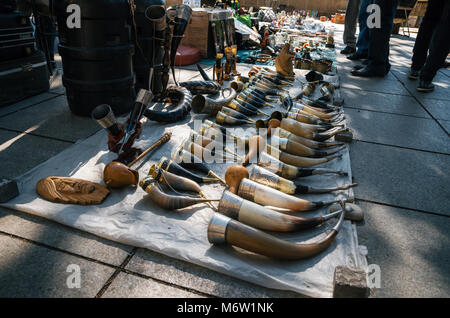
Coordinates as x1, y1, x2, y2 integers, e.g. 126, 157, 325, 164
207, 211, 345, 260
218, 190, 342, 231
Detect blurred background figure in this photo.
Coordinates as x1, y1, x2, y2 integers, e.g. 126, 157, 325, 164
341, 0, 362, 55
409, 0, 450, 93
347, 0, 371, 61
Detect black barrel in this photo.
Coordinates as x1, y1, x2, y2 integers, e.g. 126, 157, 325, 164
54, 0, 135, 117
132, 0, 165, 92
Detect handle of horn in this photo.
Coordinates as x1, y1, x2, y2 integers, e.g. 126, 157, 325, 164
128, 132, 172, 167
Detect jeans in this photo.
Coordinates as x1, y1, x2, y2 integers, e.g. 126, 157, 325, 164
355, 0, 371, 55
420, 1, 450, 82
366, 0, 399, 75
343, 0, 362, 48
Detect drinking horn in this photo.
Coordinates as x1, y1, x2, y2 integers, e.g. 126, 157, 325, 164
221, 106, 255, 123
230, 80, 245, 92
144, 86, 192, 123
146, 5, 166, 96
207, 211, 345, 260
183, 139, 235, 162
258, 152, 348, 179
170, 4, 193, 85
227, 99, 268, 117
189, 130, 240, 159
271, 135, 344, 158
289, 107, 344, 125
140, 176, 218, 210
250, 165, 357, 195
218, 190, 342, 231
216, 111, 254, 126
158, 156, 216, 184
196, 63, 211, 81
172, 149, 227, 185
302, 96, 340, 111
191, 87, 237, 115
278, 125, 345, 149
91, 104, 122, 137
179, 80, 221, 95
302, 83, 315, 97
149, 164, 202, 194
237, 91, 276, 108
280, 118, 348, 141
293, 103, 340, 120
319, 82, 335, 101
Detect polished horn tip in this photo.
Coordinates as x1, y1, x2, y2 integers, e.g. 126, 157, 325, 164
207, 213, 231, 244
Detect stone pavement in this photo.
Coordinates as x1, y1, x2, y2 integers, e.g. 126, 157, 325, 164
0, 28, 449, 297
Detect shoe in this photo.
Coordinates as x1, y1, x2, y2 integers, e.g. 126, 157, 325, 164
351, 66, 385, 77
352, 65, 364, 71
340, 46, 356, 55
347, 52, 368, 60
362, 59, 369, 65
408, 68, 419, 80
417, 79, 434, 92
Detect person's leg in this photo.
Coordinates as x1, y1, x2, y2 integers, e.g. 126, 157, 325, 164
342, 0, 362, 52
418, 1, 450, 91
355, 0, 371, 55
411, 0, 445, 71
365, 0, 398, 75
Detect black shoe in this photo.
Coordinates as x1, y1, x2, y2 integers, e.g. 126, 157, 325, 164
340, 46, 356, 55
351, 66, 385, 77
362, 59, 369, 65
347, 52, 368, 60
408, 68, 419, 80
352, 65, 364, 71
417, 79, 434, 92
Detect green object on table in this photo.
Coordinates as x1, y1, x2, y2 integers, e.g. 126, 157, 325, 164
236, 14, 252, 28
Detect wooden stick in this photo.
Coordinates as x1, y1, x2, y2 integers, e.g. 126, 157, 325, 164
128, 132, 172, 168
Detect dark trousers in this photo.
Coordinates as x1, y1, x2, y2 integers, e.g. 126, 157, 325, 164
366, 0, 399, 75
413, 0, 450, 81
355, 0, 371, 55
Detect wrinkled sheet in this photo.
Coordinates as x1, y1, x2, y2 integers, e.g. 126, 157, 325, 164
1, 67, 366, 298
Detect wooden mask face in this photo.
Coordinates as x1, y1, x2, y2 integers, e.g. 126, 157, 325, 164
36, 177, 110, 205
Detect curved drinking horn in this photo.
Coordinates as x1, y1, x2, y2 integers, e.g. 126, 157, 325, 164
294, 103, 340, 119
271, 135, 345, 158
237, 178, 340, 212
290, 107, 344, 125
221, 106, 255, 123
189, 130, 240, 159
173, 149, 227, 185
266, 144, 342, 168
258, 152, 348, 179
143, 86, 192, 123
158, 157, 216, 184
237, 91, 276, 108
183, 140, 234, 162
226, 100, 265, 117
207, 211, 345, 260
170, 4, 193, 85
302, 96, 340, 111
280, 118, 348, 141
179, 80, 222, 95
191, 87, 237, 115
218, 190, 342, 231
230, 80, 245, 92
225, 165, 249, 194
140, 176, 218, 210
216, 111, 254, 126
250, 165, 357, 195
319, 82, 335, 101
302, 82, 315, 96
278, 128, 345, 149
149, 164, 202, 194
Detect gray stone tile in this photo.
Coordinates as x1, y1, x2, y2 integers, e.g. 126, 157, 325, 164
340, 76, 410, 95
126, 248, 303, 298
0, 130, 72, 178
356, 201, 450, 297
102, 272, 204, 298
418, 98, 450, 121
0, 207, 133, 266
439, 68, 450, 78
342, 88, 429, 118
0, 95, 101, 142
345, 108, 450, 153
0, 93, 60, 118
349, 141, 450, 216
438, 120, 450, 135
0, 234, 115, 297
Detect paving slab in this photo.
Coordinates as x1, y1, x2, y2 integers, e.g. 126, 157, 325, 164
414, 98, 450, 121
0, 93, 60, 118
349, 141, 450, 216
345, 108, 450, 153
0, 234, 115, 297
356, 201, 450, 297
340, 75, 410, 95
126, 248, 303, 298
49, 71, 66, 94
0, 130, 72, 179
0, 95, 101, 143
102, 272, 204, 298
341, 88, 429, 118
0, 206, 133, 266
438, 120, 450, 135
